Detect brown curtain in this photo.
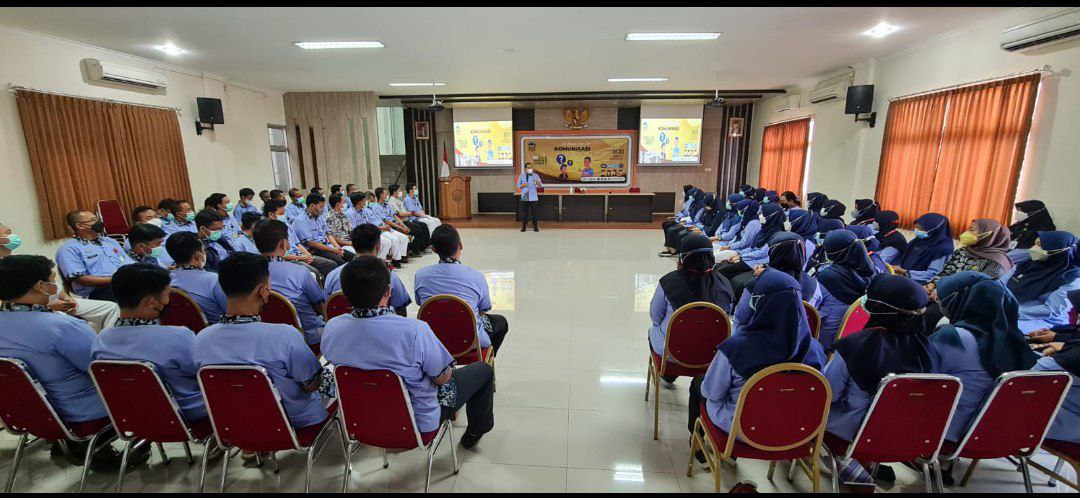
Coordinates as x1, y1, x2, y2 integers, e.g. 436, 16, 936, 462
16, 90, 192, 240
874, 94, 948, 228
758, 118, 810, 197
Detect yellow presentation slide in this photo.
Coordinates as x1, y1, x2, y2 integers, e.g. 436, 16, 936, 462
638, 118, 702, 164
454, 120, 513, 167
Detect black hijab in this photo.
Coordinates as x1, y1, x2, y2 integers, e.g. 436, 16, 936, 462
807, 192, 828, 214
874, 210, 908, 255
659, 235, 735, 311
1009, 200, 1055, 250
851, 199, 879, 226
817, 229, 874, 304
751, 203, 785, 249
768, 232, 818, 299
821, 199, 847, 220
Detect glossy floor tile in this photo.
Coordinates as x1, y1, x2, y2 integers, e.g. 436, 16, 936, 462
1, 228, 1074, 493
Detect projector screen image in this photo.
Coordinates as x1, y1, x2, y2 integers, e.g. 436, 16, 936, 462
454, 120, 513, 167
638, 118, 702, 165
516, 132, 634, 188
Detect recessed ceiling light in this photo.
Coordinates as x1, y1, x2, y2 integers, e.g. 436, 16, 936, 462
608, 77, 669, 82
156, 43, 185, 56
862, 22, 900, 38
294, 41, 386, 50
387, 82, 447, 87
625, 32, 721, 41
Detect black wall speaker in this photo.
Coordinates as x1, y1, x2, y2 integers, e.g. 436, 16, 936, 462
617, 107, 640, 131
845, 85, 874, 115
197, 97, 224, 124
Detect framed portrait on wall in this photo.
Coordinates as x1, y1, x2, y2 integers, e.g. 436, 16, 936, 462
728, 117, 745, 138
414, 121, 431, 140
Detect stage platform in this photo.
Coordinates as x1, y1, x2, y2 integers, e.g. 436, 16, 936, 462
442, 213, 665, 230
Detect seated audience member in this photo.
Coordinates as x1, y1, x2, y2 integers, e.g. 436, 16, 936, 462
344, 184, 358, 207
660, 188, 705, 256
389, 184, 430, 254
254, 220, 326, 346
786, 208, 818, 255
329, 184, 345, 206
258, 189, 272, 207
873, 210, 907, 265
324, 224, 412, 316
806, 218, 845, 275
847, 224, 889, 274
56, 210, 134, 301
194, 253, 329, 430
806, 192, 828, 217
264, 198, 334, 276
92, 264, 206, 421
0, 222, 21, 258
1009, 200, 1055, 253
403, 182, 442, 240
687, 269, 826, 465
204, 193, 240, 240
816, 230, 875, 351
232, 212, 263, 254
322, 256, 496, 448
126, 223, 168, 268
718, 193, 745, 234
163, 200, 198, 236
892, 213, 954, 284
928, 219, 1013, 287
233, 188, 261, 224
779, 191, 801, 210
292, 192, 352, 267
155, 198, 176, 224
375, 187, 417, 254
649, 235, 735, 387
130, 205, 163, 228
712, 199, 761, 259
166, 232, 228, 324
717, 203, 784, 295
193, 209, 234, 272
0, 255, 134, 469
850, 199, 878, 226
733, 232, 823, 335
361, 191, 409, 267
684, 194, 726, 243
1009, 231, 1080, 333
324, 193, 355, 253
269, 189, 285, 202
823, 275, 932, 488
415, 225, 510, 355
762, 190, 779, 205
1029, 335, 1080, 444
285, 188, 307, 223
821, 199, 847, 220
346, 192, 366, 228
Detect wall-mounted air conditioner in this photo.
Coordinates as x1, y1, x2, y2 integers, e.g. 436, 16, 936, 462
83, 59, 168, 90
775, 95, 800, 113
1001, 7, 1080, 53
807, 67, 854, 104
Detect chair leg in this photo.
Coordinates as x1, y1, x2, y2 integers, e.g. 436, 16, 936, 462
787, 458, 799, 482
1019, 456, 1034, 494
269, 452, 280, 474
921, 460, 934, 494
219, 446, 231, 493
78, 431, 107, 493
686, 427, 699, 478
652, 372, 661, 440
116, 439, 136, 493
933, 460, 945, 493
341, 442, 357, 493
448, 422, 459, 475
828, 453, 840, 494
183, 442, 194, 465
959, 459, 979, 487
644, 361, 652, 402
382, 448, 390, 469
810, 450, 820, 494
156, 442, 169, 465
197, 441, 212, 493
304, 445, 316, 493
5, 434, 27, 493
425, 447, 436, 493
1048, 458, 1065, 487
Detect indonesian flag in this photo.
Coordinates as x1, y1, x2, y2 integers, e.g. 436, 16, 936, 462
440, 143, 451, 178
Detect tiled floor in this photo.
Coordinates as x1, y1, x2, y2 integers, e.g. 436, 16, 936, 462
1, 228, 1074, 492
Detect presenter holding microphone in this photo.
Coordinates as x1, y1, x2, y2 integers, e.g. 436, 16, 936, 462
518, 163, 542, 232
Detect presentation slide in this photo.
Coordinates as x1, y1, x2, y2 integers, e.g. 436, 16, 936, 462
516, 131, 635, 188
638, 118, 702, 165
454, 120, 514, 167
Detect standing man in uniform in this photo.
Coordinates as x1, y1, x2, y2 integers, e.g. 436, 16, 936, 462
518, 163, 542, 232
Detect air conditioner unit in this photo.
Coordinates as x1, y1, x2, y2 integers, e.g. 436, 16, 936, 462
1001, 8, 1080, 53
83, 59, 168, 90
775, 95, 800, 113
808, 67, 854, 104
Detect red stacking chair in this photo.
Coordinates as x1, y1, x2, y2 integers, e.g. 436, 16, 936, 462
260, 291, 303, 330
334, 367, 459, 493
96, 200, 130, 240
0, 358, 114, 493
821, 373, 963, 493
835, 299, 871, 344
803, 301, 821, 339
197, 365, 340, 493
941, 370, 1072, 493
1029, 439, 1080, 491
418, 294, 493, 367
324, 291, 352, 321
1070, 307, 1077, 326
89, 360, 215, 492
161, 289, 209, 333
687, 363, 831, 493
645, 301, 730, 440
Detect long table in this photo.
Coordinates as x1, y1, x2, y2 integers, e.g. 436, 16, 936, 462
513, 193, 656, 223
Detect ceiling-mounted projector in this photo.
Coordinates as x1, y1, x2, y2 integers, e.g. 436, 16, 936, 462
705, 90, 726, 108
428, 93, 445, 111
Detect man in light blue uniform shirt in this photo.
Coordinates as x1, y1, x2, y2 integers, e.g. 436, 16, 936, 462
360, 191, 409, 265
517, 163, 543, 232
232, 212, 262, 254
193, 210, 234, 273
291, 192, 352, 268
284, 188, 307, 224
324, 224, 412, 315
165, 232, 228, 324
55, 210, 134, 301
126, 223, 169, 269
322, 256, 495, 448
232, 188, 261, 225
204, 193, 241, 241
414, 225, 510, 355
163, 200, 198, 236
403, 182, 442, 241
91, 264, 206, 422
254, 219, 326, 346
194, 253, 329, 429
265, 199, 336, 278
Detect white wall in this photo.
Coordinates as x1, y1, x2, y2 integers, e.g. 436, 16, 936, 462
747, 7, 1080, 232
0, 26, 285, 256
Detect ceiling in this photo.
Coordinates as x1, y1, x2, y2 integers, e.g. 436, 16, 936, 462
0, 7, 1012, 95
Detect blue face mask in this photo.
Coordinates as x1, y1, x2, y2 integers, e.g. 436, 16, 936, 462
914, 229, 929, 239
2, 233, 22, 251
185, 212, 196, 222
167, 213, 176, 221
207, 230, 222, 242
225, 202, 235, 212
149, 245, 164, 258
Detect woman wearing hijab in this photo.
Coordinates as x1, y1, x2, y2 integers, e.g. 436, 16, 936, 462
927, 219, 1013, 286
816, 230, 875, 350
751, 187, 767, 203
1009, 231, 1080, 333
1028, 333, 1080, 444
1009, 200, 1055, 251
807, 192, 828, 216
873, 210, 907, 264
712, 199, 761, 260
660, 188, 705, 256
850, 199, 879, 226
738, 184, 755, 198
806, 218, 846, 275
824, 275, 933, 488
731, 232, 822, 334
762, 190, 779, 205
715, 204, 784, 294
687, 269, 826, 464
649, 235, 735, 385
821, 199, 847, 220
787, 208, 819, 259
673, 192, 718, 249
719, 193, 745, 234
661, 186, 697, 245
893, 213, 954, 284
847, 224, 888, 274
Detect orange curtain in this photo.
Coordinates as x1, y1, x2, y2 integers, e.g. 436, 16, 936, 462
874, 94, 948, 228
758, 118, 810, 196
16, 90, 192, 240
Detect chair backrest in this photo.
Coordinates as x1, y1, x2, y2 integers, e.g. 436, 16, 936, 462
418, 294, 481, 361
803, 301, 821, 339
662, 302, 730, 370
89, 360, 193, 443
197, 365, 302, 452
951, 370, 1072, 459
836, 299, 870, 343
727, 363, 831, 454
845, 374, 962, 462
260, 291, 302, 330
334, 366, 425, 450
97, 200, 130, 236
161, 289, 209, 333
1070, 307, 1078, 326
324, 291, 352, 321
0, 358, 75, 441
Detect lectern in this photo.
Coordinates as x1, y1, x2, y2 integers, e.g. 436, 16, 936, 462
438, 174, 472, 220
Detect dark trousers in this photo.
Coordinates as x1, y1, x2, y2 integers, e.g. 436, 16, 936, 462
923, 302, 945, 335
665, 225, 690, 249
404, 220, 429, 253
485, 313, 509, 355
300, 256, 338, 277
688, 375, 706, 433
88, 285, 116, 302
715, 261, 752, 280
729, 270, 757, 302
311, 248, 354, 267
520, 201, 539, 228
441, 362, 496, 437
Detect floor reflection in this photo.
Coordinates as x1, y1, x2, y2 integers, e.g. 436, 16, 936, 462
483, 271, 516, 311
634, 274, 662, 312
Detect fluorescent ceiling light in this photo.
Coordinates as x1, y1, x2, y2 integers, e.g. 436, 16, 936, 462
156, 43, 185, 56
608, 77, 669, 83
294, 41, 386, 49
387, 82, 446, 87
862, 22, 900, 38
625, 32, 721, 41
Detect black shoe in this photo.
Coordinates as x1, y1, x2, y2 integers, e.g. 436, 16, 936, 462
399, 256, 409, 264
521, 226, 527, 232
391, 260, 403, 269
460, 433, 483, 449
533, 226, 539, 232
874, 464, 896, 484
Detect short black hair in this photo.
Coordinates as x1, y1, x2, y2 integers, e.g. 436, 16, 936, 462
65, 210, 89, 229
259, 189, 270, 198
156, 198, 176, 211
217, 252, 269, 297
349, 224, 382, 253
263, 199, 286, 217
194, 209, 224, 229
328, 193, 344, 209
111, 264, 171, 310
330, 184, 342, 194
0, 255, 53, 300
128, 223, 166, 246
388, 184, 401, 195
239, 188, 255, 198
130, 205, 154, 224
287, 188, 301, 199
240, 212, 263, 231
269, 189, 284, 200
165, 232, 203, 264
311, 186, 323, 194
431, 224, 461, 259
348, 192, 364, 207
584, 156, 591, 162
374, 187, 386, 199
253, 219, 288, 254
170, 200, 191, 216
364, 191, 376, 201
340, 256, 391, 309
781, 191, 801, 206
405, 183, 416, 192
305, 193, 325, 206
204, 193, 227, 210
345, 183, 356, 192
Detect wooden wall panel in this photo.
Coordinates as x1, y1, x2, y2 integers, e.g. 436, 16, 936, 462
282, 92, 381, 192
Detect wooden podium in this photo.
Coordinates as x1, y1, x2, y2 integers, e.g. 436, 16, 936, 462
438, 175, 472, 220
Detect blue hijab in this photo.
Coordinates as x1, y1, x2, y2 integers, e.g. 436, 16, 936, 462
807, 218, 847, 273
787, 208, 818, 241
851, 199, 879, 226
719, 269, 823, 378
898, 213, 954, 271
751, 203, 785, 248
1008, 231, 1080, 302
932, 271, 1038, 377
738, 184, 755, 198
847, 224, 880, 251
699, 193, 724, 236
807, 192, 828, 214
734, 199, 760, 235
821, 199, 846, 220
762, 190, 779, 205
685, 188, 705, 215
721, 193, 745, 232
817, 229, 874, 303
768, 232, 818, 299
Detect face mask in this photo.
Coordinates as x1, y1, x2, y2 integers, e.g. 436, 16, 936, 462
758, 214, 767, 224
185, 212, 196, 222
749, 294, 762, 312
1029, 247, 1050, 262
411, 189, 418, 196
815, 233, 825, 244
870, 222, 880, 231
145, 218, 163, 227
914, 230, 929, 239
851, 209, 862, 218
1014, 210, 1028, 223
762, 198, 770, 204
225, 203, 235, 212
3, 233, 22, 251
958, 230, 984, 247
207, 230, 222, 242
38, 281, 60, 302
89, 221, 105, 234
725, 201, 732, 210
167, 213, 176, 221
783, 221, 792, 231
299, 198, 307, 205
149, 245, 164, 258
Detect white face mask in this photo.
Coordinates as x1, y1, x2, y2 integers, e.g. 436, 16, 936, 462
39, 280, 61, 303
783, 221, 792, 231
870, 222, 880, 231
146, 218, 163, 227
1014, 210, 1028, 223
758, 214, 767, 224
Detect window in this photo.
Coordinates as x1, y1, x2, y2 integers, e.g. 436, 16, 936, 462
758, 117, 812, 197
376, 106, 405, 155
267, 124, 292, 190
